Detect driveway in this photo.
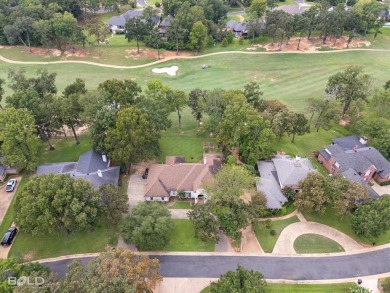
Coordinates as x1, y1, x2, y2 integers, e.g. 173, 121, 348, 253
0, 176, 21, 225
371, 181, 390, 196
137, 0, 148, 8
169, 209, 190, 219
127, 175, 145, 211
273, 222, 363, 254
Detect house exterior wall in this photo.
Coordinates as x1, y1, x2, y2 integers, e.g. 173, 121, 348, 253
145, 196, 169, 202
318, 153, 341, 174
374, 173, 390, 184
6, 168, 17, 175
360, 166, 376, 181
0, 172, 5, 182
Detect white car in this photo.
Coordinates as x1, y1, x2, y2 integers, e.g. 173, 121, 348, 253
5, 179, 17, 192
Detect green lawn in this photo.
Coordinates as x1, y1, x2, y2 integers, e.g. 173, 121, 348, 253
201, 282, 356, 292
253, 216, 300, 253
9, 216, 118, 261
1, 50, 390, 111
39, 136, 92, 164
293, 233, 345, 254
170, 201, 192, 209
303, 208, 390, 246
163, 219, 215, 252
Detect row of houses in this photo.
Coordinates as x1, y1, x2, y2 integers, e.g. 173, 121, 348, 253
31, 135, 387, 211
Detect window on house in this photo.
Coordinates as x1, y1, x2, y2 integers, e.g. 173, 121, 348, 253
365, 170, 371, 176
150, 197, 154, 201
334, 162, 340, 168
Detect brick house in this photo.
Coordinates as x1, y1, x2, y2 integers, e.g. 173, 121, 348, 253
318, 135, 390, 185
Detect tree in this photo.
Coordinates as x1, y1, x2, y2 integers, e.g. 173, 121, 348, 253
48, 248, 161, 293
121, 202, 174, 250
0, 108, 41, 171
105, 107, 160, 174
325, 66, 372, 118
167, 90, 188, 130
6, 69, 58, 150
3, 16, 35, 52
267, 0, 277, 10
99, 184, 128, 224
146, 28, 163, 59
188, 203, 219, 241
288, 113, 310, 143
246, 16, 263, 43
98, 79, 142, 108
14, 174, 100, 235
384, 80, 390, 91
85, 17, 110, 54
249, 0, 267, 18
189, 21, 208, 53
370, 90, 390, 119
125, 16, 151, 53
204, 165, 254, 205
352, 196, 390, 238
167, 17, 187, 55
294, 172, 330, 214
334, 180, 370, 219
188, 88, 206, 122
293, 14, 309, 50
90, 108, 118, 154
209, 265, 267, 293
243, 81, 264, 112
58, 78, 87, 144
271, 110, 293, 141
261, 99, 288, 127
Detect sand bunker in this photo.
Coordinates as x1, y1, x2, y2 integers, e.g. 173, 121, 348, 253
152, 65, 179, 76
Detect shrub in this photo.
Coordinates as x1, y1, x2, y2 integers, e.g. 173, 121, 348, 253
270, 229, 276, 236
227, 31, 234, 44
238, 37, 244, 45
222, 38, 228, 47
265, 219, 272, 229
155, 1, 161, 7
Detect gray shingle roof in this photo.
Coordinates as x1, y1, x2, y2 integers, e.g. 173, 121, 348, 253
77, 150, 109, 174
257, 161, 288, 209
36, 151, 120, 188
0, 165, 6, 175
319, 149, 331, 161
341, 168, 379, 199
108, 10, 159, 27
271, 155, 317, 186
107, 16, 126, 26
275, 4, 306, 14
332, 135, 366, 151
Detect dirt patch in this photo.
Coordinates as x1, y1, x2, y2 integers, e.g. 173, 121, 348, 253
125, 48, 191, 60
263, 36, 371, 52
246, 44, 263, 51
64, 49, 100, 59
22, 251, 36, 262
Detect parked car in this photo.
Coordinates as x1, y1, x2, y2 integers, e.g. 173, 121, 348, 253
1, 227, 17, 246
5, 179, 17, 192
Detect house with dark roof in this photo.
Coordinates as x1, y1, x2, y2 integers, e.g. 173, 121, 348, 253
158, 15, 173, 39
107, 10, 160, 34
36, 150, 120, 189
318, 135, 390, 186
257, 155, 316, 209
144, 154, 221, 203
0, 155, 17, 182
226, 20, 248, 37
341, 168, 379, 199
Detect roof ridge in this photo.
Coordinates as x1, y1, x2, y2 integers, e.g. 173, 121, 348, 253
177, 165, 198, 191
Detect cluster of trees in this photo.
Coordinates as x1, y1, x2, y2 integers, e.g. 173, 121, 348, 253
188, 83, 309, 165
1, 248, 161, 293
188, 165, 267, 241
265, 0, 385, 50
349, 80, 390, 159
14, 174, 128, 235
295, 172, 390, 239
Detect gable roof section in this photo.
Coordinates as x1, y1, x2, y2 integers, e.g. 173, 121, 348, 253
272, 155, 316, 186
36, 151, 119, 188
145, 155, 221, 198
332, 135, 365, 151
77, 150, 108, 174
257, 160, 287, 209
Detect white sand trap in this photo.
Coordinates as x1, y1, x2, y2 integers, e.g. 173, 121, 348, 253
152, 66, 179, 76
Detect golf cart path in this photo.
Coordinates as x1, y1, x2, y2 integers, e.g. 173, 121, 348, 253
1, 48, 390, 69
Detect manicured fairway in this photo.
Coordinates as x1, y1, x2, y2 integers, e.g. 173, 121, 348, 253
1, 50, 390, 111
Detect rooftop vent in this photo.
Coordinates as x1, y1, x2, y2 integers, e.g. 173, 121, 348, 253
359, 136, 368, 145
98, 170, 103, 178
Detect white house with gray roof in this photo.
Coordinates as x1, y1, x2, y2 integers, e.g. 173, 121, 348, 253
36, 150, 120, 189
257, 155, 316, 209
107, 10, 160, 34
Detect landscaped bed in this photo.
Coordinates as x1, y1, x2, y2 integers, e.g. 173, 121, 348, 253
293, 233, 345, 254
253, 216, 300, 253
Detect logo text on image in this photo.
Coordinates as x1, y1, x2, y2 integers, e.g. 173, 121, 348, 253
8, 276, 45, 286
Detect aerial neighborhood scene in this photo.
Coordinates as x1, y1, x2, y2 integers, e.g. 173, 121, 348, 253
0, 0, 390, 292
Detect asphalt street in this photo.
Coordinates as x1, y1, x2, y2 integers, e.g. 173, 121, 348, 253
43, 249, 390, 280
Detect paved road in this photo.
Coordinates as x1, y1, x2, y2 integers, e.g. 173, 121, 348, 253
43, 248, 390, 280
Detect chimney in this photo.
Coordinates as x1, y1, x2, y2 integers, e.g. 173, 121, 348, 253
352, 145, 357, 152
102, 154, 107, 162
203, 157, 207, 165
359, 136, 368, 145
295, 155, 301, 161
97, 170, 103, 178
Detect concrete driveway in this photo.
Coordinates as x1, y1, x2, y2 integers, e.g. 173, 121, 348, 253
0, 176, 21, 225
127, 175, 145, 211
371, 181, 390, 196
